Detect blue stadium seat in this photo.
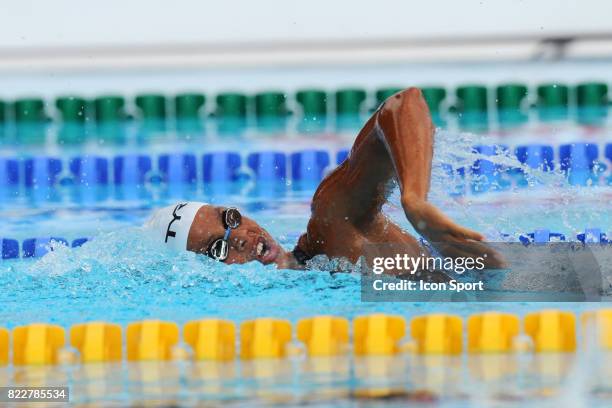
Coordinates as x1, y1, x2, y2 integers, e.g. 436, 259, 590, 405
247, 152, 286, 182
0, 158, 19, 187
113, 154, 152, 185
158, 153, 197, 184
577, 228, 609, 243
559, 143, 599, 186
470, 145, 510, 193
291, 150, 330, 182
1, 238, 19, 259
514, 145, 554, 171
203, 152, 241, 183
22, 237, 69, 258
69, 156, 109, 185
336, 149, 349, 164
519, 229, 566, 244
72, 238, 90, 247
24, 157, 62, 187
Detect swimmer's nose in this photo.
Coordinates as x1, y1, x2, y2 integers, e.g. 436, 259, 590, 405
231, 237, 247, 252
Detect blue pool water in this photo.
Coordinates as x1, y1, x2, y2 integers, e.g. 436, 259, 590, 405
1, 126, 611, 328
1, 123, 611, 406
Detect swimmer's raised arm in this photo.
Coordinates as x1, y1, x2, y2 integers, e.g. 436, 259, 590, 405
313, 88, 481, 240
376, 89, 485, 244
376, 88, 434, 206
306, 87, 505, 266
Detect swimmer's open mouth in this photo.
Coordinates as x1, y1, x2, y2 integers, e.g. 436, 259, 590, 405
255, 236, 278, 264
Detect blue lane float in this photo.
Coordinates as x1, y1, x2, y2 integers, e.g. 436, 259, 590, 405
4, 229, 611, 260
442, 164, 467, 196
519, 229, 566, 244
247, 152, 287, 182
158, 153, 197, 184
290, 150, 330, 183
69, 156, 109, 185
606, 143, 612, 185
577, 228, 609, 243
470, 145, 511, 193
1, 238, 19, 259
336, 149, 349, 164
515, 145, 554, 171
4, 142, 612, 194
71, 237, 90, 248
559, 143, 600, 186
202, 152, 242, 183
22, 237, 69, 258
113, 155, 152, 185
24, 157, 62, 187
0, 158, 20, 187
513, 144, 554, 187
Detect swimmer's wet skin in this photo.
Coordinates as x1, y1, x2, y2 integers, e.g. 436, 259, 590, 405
145, 88, 506, 273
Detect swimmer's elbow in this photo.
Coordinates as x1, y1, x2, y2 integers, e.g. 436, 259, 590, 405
376, 87, 427, 129
378, 87, 424, 117
376, 87, 434, 144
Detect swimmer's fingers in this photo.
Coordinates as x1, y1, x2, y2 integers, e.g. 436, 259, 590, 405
430, 242, 466, 258
447, 223, 484, 241
432, 242, 479, 259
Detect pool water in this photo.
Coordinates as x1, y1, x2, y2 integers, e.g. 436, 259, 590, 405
1, 124, 611, 406
0, 191, 611, 326
1, 125, 610, 324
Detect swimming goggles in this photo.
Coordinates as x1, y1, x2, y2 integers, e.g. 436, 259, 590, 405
207, 207, 242, 262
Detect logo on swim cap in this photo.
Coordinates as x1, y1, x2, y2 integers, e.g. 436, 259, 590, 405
165, 202, 188, 243
145, 201, 207, 251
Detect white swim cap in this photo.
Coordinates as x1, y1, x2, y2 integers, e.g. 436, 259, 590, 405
144, 201, 208, 251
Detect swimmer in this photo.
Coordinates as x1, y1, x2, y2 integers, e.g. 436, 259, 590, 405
146, 88, 505, 273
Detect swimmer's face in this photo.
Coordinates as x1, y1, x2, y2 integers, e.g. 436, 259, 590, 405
187, 205, 286, 266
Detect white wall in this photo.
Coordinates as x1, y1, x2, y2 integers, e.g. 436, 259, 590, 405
1, 0, 611, 96
1, 0, 610, 49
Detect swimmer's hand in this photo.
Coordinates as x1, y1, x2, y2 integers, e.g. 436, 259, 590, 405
402, 197, 506, 268
402, 197, 483, 241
